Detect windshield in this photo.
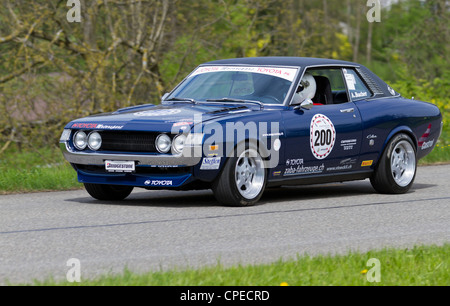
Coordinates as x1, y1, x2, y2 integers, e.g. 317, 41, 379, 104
167, 66, 299, 105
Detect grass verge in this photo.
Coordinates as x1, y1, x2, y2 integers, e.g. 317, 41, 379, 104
419, 142, 450, 165
0, 146, 81, 194
29, 244, 449, 286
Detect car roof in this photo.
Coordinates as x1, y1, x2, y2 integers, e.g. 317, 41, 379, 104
203, 56, 359, 68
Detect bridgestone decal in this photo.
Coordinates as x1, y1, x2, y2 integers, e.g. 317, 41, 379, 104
310, 114, 336, 160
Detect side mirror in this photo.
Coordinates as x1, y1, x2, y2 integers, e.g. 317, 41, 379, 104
294, 99, 314, 110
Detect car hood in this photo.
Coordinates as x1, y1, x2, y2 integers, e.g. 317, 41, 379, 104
65, 103, 259, 132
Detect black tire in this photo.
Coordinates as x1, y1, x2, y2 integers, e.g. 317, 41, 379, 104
370, 133, 417, 194
84, 183, 134, 201
212, 143, 267, 207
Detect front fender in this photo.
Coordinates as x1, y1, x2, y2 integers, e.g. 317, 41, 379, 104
192, 111, 285, 182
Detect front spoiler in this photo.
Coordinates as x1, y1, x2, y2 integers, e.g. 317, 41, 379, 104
77, 169, 192, 188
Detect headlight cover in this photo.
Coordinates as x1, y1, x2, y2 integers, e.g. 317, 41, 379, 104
172, 134, 187, 154
155, 133, 172, 153
88, 131, 102, 151
60, 129, 72, 142
73, 131, 88, 150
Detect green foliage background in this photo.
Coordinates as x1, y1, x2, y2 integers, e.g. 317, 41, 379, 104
0, 0, 448, 152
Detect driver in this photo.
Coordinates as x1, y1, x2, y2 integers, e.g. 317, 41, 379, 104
292, 72, 316, 105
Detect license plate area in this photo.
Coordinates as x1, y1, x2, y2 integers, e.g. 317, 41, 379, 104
105, 160, 135, 172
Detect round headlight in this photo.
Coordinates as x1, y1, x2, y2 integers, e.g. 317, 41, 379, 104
172, 134, 187, 154
73, 131, 87, 150
155, 134, 171, 153
88, 131, 102, 151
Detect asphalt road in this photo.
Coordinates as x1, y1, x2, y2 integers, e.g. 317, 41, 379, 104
0, 165, 449, 284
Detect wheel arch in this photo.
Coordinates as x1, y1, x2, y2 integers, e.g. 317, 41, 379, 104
213, 138, 262, 178
370, 127, 418, 194
378, 126, 418, 162
223, 137, 271, 161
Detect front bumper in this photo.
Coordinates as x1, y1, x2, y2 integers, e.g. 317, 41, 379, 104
59, 141, 202, 166
60, 141, 200, 188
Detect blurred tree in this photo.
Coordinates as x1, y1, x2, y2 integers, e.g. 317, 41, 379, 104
367, 0, 449, 81
0, 0, 171, 111
0, 0, 447, 149
0, 0, 172, 148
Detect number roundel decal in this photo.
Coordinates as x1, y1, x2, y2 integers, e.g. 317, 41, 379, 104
310, 114, 336, 159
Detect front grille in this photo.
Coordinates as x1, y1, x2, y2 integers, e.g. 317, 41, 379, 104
100, 131, 158, 152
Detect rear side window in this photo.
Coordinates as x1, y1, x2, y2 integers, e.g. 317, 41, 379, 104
343, 69, 372, 101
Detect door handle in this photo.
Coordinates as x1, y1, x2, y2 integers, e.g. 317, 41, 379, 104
340, 108, 354, 113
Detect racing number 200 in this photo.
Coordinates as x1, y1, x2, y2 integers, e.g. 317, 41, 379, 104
314, 129, 333, 146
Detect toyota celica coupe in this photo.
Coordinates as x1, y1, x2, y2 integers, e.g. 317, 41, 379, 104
60, 57, 442, 206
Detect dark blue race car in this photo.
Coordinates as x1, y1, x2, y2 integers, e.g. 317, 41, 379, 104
60, 57, 443, 206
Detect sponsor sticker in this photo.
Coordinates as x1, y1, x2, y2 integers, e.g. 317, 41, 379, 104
344, 71, 356, 90
341, 139, 357, 151
272, 171, 282, 176
190, 66, 298, 82
340, 158, 357, 165
286, 158, 304, 166
105, 160, 135, 172
200, 157, 221, 170
71, 123, 124, 130
361, 160, 373, 167
351, 91, 368, 99
327, 164, 352, 171
71, 123, 98, 129
421, 139, 434, 150
310, 114, 336, 160
144, 179, 173, 186
284, 160, 325, 176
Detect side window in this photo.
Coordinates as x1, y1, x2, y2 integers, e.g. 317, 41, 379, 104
307, 68, 349, 105
342, 69, 372, 101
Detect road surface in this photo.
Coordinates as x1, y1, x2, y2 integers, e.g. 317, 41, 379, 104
0, 165, 449, 284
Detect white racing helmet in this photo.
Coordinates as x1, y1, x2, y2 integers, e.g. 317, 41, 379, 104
293, 73, 316, 104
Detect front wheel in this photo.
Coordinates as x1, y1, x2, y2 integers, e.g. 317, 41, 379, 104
370, 133, 417, 194
212, 144, 267, 206
84, 183, 134, 201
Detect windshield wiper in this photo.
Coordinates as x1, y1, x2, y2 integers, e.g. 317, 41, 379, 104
205, 98, 264, 109
165, 97, 197, 104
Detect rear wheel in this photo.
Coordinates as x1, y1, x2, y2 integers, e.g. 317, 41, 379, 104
212, 143, 266, 206
370, 133, 417, 194
84, 183, 134, 201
